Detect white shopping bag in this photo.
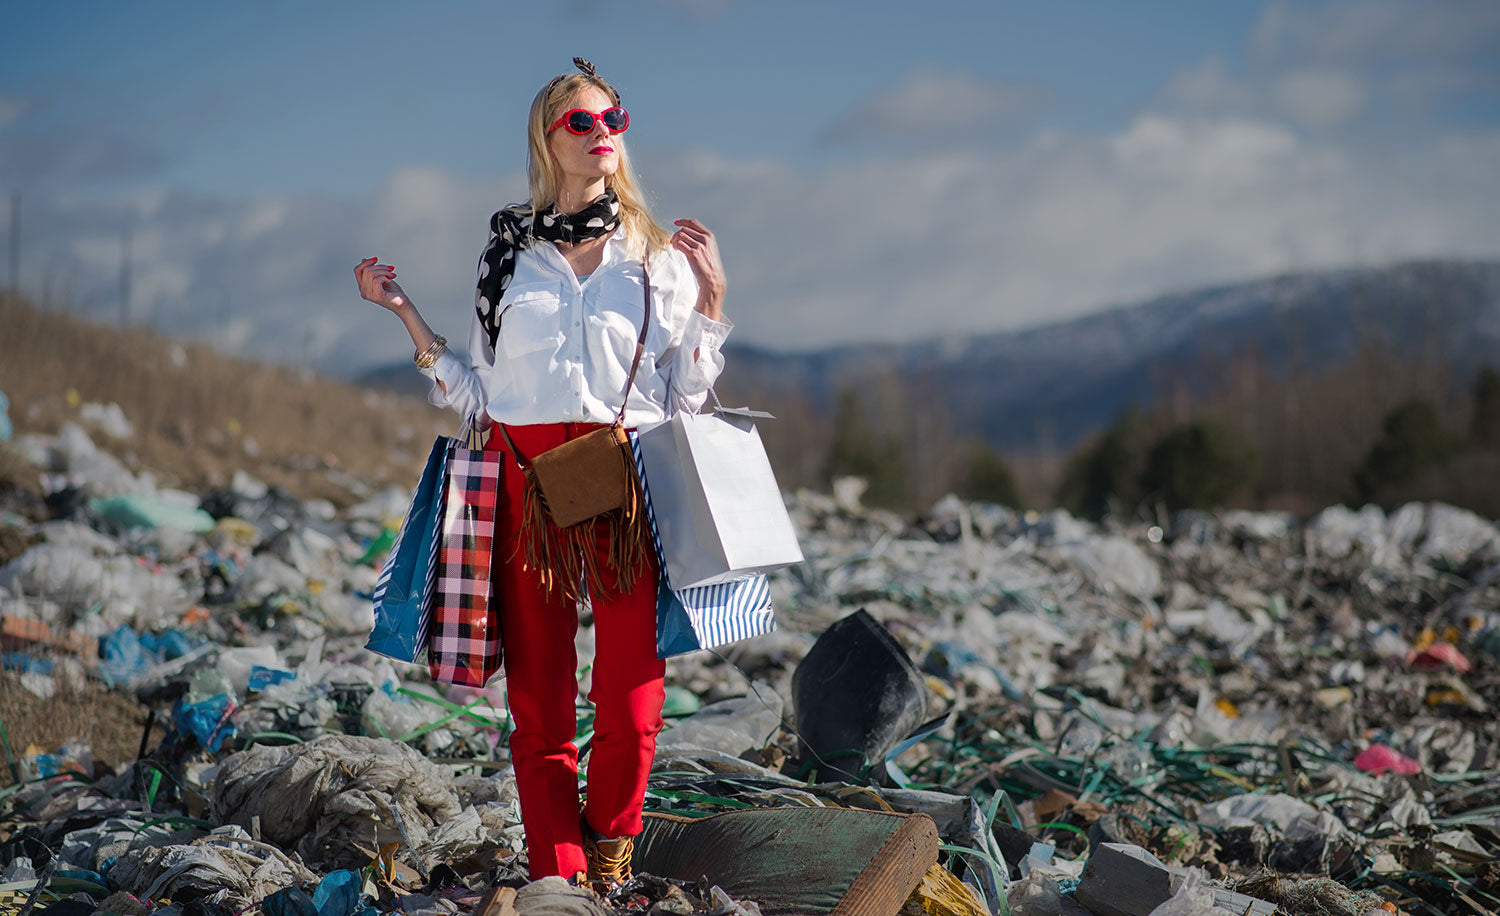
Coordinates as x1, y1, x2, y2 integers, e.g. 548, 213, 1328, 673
635, 403, 804, 589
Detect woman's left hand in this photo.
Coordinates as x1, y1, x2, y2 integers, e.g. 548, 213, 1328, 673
671, 218, 726, 320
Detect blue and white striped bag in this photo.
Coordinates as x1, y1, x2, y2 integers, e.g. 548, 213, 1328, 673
629, 432, 776, 658
366, 437, 448, 662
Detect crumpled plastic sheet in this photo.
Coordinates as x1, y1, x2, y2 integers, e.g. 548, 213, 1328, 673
0, 542, 192, 627
210, 734, 465, 871
1197, 793, 1356, 873
56, 816, 206, 873
108, 825, 318, 910
1147, 867, 1215, 916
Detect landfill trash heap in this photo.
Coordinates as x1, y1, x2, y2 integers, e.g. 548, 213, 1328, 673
0, 420, 1497, 915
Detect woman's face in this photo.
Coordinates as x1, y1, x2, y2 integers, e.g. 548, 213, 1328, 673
546, 85, 623, 185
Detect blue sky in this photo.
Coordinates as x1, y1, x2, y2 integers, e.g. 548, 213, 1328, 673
3, 1, 1498, 371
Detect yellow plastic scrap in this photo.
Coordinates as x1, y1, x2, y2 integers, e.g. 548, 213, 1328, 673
1426, 687, 1468, 707
900, 863, 989, 916
374, 841, 400, 887
1214, 697, 1240, 719
212, 517, 260, 545
1413, 627, 1437, 651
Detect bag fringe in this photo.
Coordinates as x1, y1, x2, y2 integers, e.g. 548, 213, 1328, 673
515, 461, 650, 603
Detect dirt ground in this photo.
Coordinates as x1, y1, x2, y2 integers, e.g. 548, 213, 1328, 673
0, 667, 149, 788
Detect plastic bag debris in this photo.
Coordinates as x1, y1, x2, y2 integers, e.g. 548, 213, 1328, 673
107, 826, 319, 910
1353, 743, 1421, 776
211, 735, 463, 870
656, 686, 783, 759
790, 609, 928, 784
90, 493, 215, 534
2, 385, 1499, 916
1146, 867, 1214, 916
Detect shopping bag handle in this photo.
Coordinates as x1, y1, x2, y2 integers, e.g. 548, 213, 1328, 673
456, 414, 486, 451
695, 388, 777, 421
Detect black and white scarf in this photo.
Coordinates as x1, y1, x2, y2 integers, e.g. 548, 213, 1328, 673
475, 189, 622, 348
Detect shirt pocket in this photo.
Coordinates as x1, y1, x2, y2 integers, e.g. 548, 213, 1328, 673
497, 282, 564, 357
593, 271, 658, 354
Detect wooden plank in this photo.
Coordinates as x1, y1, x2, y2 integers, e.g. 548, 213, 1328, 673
473, 886, 519, 916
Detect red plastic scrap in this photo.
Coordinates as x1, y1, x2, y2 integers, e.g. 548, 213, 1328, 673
1406, 643, 1473, 673
1353, 743, 1421, 776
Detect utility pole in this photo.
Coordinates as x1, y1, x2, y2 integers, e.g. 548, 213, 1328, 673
119, 222, 132, 327
8, 192, 17, 298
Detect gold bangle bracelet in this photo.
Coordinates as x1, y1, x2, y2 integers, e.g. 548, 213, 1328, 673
414, 336, 447, 369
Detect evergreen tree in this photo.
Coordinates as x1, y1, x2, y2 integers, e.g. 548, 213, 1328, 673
1473, 366, 1500, 447
1354, 399, 1453, 501
956, 443, 1021, 507
827, 388, 911, 509
1057, 406, 1147, 520
1139, 419, 1260, 512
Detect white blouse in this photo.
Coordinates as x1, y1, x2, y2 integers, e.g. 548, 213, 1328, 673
425, 226, 732, 427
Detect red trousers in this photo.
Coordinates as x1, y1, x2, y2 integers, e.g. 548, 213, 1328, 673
487, 422, 666, 880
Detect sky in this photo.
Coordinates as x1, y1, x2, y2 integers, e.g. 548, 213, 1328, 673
2, 0, 1498, 374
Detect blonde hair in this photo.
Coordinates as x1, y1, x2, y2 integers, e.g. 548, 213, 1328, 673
525, 72, 670, 260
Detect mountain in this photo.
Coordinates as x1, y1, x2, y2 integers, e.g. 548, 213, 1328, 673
356, 258, 1500, 452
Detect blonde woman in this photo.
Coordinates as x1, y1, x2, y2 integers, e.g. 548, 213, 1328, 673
353, 58, 730, 888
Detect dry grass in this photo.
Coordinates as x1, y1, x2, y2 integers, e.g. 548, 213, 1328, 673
0, 293, 453, 505
0, 668, 148, 788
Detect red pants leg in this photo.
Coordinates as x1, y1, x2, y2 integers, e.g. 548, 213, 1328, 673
491, 423, 586, 880
489, 423, 666, 878
583, 502, 666, 839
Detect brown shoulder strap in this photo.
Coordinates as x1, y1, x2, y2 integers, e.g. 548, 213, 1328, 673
497, 252, 653, 465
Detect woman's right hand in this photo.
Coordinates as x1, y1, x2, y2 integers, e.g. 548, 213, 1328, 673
354, 256, 411, 314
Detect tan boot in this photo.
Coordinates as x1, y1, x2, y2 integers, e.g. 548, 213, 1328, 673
582, 832, 633, 891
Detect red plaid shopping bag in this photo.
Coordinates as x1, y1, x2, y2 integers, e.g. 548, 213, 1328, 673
427, 439, 504, 686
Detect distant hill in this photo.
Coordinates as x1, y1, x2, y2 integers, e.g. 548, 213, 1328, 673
357, 258, 1500, 452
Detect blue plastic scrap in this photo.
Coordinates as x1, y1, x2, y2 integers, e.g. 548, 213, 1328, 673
248, 665, 298, 691
261, 870, 366, 916
263, 886, 318, 916
0, 653, 54, 675
100, 626, 151, 687
313, 869, 363, 916
140, 628, 205, 661
172, 693, 236, 753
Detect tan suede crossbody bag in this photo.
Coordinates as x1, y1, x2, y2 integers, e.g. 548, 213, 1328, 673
493, 256, 653, 600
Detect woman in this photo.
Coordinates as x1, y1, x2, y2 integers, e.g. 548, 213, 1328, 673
353, 58, 731, 888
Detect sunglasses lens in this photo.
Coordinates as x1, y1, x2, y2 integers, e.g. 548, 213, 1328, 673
602, 107, 629, 132
566, 110, 596, 134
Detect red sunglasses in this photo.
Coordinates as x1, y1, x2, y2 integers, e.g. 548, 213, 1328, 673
547, 106, 630, 136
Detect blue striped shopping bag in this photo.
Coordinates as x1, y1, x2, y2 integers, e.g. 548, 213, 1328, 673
366, 438, 448, 662
629, 432, 776, 658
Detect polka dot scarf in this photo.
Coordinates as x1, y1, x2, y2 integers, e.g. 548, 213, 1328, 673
475, 189, 622, 349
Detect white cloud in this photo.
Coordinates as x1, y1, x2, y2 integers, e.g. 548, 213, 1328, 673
12, 25, 1500, 376
1249, 0, 1500, 69
16, 106, 1500, 373
1167, 1, 1496, 130
1272, 69, 1366, 127
820, 71, 1051, 145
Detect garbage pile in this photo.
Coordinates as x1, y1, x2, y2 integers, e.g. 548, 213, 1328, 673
0, 411, 1496, 915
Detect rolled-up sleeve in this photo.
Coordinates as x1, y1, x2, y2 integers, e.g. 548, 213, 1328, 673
656, 250, 732, 415
419, 233, 507, 424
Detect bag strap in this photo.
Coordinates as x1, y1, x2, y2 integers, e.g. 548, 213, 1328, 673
496, 251, 653, 468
